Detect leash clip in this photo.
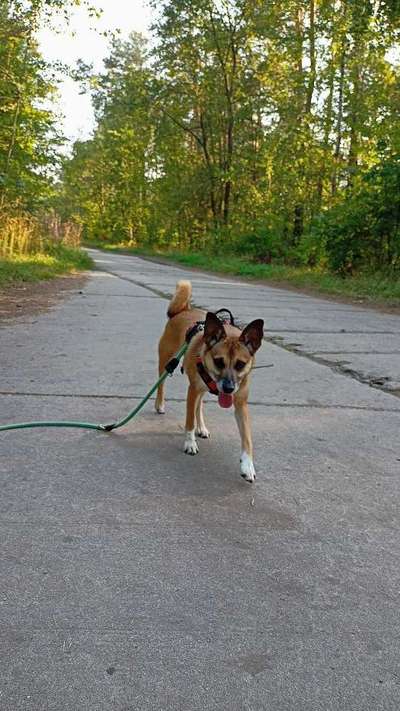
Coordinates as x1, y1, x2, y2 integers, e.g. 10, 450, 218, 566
165, 357, 180, 376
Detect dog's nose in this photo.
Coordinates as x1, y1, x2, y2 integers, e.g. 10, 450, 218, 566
222, 379, 235, 394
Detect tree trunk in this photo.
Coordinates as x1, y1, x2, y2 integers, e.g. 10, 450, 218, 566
199, 111, 219, 226
317, 44, 335, 205
331, 39, 346, 196
347, 58, 362, 188
222, 112, 233, 225
293, 203, 304, 243
292, 6, 305, 240
305, 0, 316, 113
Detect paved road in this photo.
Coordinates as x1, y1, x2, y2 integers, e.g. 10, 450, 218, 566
1, 249, 400, 711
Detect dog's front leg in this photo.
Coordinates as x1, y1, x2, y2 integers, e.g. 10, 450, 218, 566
234, 395, 256, 482
184, 385, 201, 455
195, 394, 210, 439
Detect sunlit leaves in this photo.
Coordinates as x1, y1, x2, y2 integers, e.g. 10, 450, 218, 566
58, 0, 400, 270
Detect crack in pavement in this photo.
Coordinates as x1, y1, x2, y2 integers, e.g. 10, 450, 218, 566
95, 268, 174, 302
1, 391, 400, 413
81, 293, 159, 299
268, 336, 400, 397
311, 351, 400, 355
267, 329, 398, 334
94, 263, 400, 401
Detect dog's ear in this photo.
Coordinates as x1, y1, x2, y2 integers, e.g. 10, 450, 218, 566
239, 319, 264, 355
204, 312, 226, 348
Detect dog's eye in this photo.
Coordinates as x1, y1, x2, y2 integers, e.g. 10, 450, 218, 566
213, 357, 225, 370
235, 360, 246, 371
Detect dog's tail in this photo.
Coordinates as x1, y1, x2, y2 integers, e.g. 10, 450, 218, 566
167, 280, 192, 318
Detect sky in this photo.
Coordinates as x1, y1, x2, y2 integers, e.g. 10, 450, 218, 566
37, 1, 152, 146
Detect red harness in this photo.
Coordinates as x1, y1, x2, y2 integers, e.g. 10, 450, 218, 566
185, 316, 232, 397
196, 357, 219, 396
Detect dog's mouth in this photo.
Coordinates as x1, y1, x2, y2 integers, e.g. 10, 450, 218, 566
218, 392, 234, 408
215, 378, 237, 409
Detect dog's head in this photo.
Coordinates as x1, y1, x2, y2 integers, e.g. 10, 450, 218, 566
202, 312, 264, 395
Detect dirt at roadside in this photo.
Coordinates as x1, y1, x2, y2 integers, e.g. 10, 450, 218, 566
0, 273, 88, 324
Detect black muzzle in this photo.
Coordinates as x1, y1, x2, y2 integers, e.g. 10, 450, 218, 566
222, 379, 235, 394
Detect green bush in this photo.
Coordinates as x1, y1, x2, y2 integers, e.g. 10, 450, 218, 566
233, 230, 285, 263
305, 155, 400, 274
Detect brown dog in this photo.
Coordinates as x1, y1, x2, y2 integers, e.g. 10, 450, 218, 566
155, 280, 264, 482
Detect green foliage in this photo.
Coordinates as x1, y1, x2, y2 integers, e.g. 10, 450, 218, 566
306, 155, 400, 273
0, 0, 394, 283
0, 0, 93, 250
58, 0, 400, 279
0, 0, 64, 212
58, 33, 153, 244
233, 230, 285, 263
0, 244, 92, 287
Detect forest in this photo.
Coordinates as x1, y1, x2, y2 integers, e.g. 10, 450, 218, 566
1, 0, 400, 283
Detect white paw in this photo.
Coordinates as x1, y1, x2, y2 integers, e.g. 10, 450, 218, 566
184, 431, 199, 455
240, 452, 256, 483
155, 404, 165, 414
196, 427, 210, 439
184, 440, 199, 455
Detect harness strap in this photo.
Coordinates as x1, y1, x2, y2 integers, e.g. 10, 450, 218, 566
196, 358, 219, 396
183, 314, 233, 395
185, 321, 204, 343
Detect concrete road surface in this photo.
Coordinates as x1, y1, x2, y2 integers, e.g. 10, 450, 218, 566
1, 248, 400, 711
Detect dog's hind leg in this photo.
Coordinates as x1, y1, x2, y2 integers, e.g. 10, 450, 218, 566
195, 394, 210, 439
155, 374, 166, 415
155, 342, 170, 414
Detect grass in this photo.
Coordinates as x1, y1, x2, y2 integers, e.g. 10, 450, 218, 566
86, 241, 400, 307
0, 244, 93, 289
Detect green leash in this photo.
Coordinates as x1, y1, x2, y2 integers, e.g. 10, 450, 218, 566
0, 341, 189, 434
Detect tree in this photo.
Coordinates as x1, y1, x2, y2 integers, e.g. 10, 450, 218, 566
59, 0, 400, 273
59, 34, 154, 243
0, 0, 98, 214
